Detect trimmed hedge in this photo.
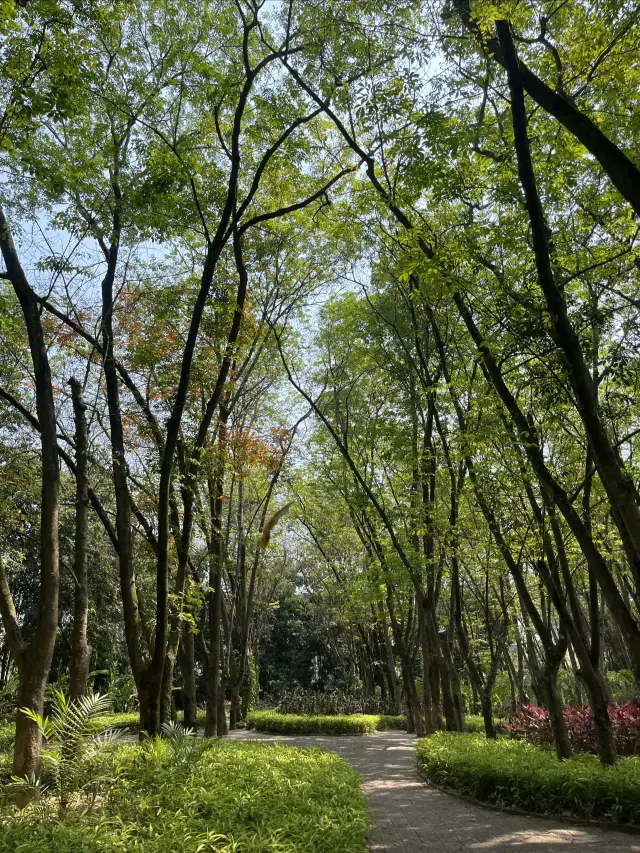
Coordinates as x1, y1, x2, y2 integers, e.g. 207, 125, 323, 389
417, 732, 640, 825
246, 711, 406, 735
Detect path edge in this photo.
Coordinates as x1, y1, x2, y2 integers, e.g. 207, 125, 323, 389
416, 768, 640, 836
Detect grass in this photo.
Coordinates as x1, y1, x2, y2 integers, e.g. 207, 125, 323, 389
0, 738, 370, 852
417, 732, 640, 825
246, 710, 406, 734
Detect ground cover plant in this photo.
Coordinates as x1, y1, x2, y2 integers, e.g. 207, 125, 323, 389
417, 733, 640, 824
0, 738, 370, 853
507, 703, 640, 755
247, 711, 406, 734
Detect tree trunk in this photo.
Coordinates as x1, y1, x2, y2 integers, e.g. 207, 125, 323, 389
380, 609, 399, 710
581, 671, 617, 766
0, 207, 60, 792
481, 691, 496, 739
13, 668, 47, 790
179, 630, 197, 730
159, 652, 175, 726
441, 630, 465, 730
538, 641, 572, 760
205, 412, 227, 738
417, 603, 437, 733
68, 377, 92, 702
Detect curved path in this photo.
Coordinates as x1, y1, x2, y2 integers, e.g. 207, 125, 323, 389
229, 730, 640, 853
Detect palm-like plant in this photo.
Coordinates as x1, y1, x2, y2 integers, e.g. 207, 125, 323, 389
17, 690, 126, 810
159, 720, 199, 762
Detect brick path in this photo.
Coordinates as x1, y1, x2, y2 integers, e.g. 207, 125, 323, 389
229, 730, 640, 853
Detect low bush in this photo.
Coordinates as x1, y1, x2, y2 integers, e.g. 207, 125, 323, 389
435, 715, 501, 734
0, 722, 13, 755
376, 714, 407, 730
507, 702, 640, 755
417, 732, 640, 824
0, 738, 369, 853
462, 715, 485, 733
277, 689, 400, 717
247, 710, 406, 734
88, 711, 139, 734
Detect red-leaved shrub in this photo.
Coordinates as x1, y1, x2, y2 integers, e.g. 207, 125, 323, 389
506, 702, 640, 755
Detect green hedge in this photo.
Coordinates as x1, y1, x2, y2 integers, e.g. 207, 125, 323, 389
463, 715, 486, 733
247, 711, 406, 735
417, 732, 640, 825
0, 739, 369, 853
87, 712, 139, 733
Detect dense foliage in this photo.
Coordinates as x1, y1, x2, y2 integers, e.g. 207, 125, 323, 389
0, 739, 370, 853
507, 703, 640, 756
417, 734, 640, 824
277, 690, 400, 717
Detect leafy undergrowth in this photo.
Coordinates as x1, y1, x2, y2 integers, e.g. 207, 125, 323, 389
0, 739, 369, 852
88, 711, 140, 734
417, 732, 640, 824
507, 702, 640, 755
460, 715, 487, 733
247, 710, 406, 734
0, 722, 13, 755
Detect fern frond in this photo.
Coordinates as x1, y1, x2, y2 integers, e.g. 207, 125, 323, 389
18, 707, 54, 742
86, 726, 129, 755
161, 720, 195, 740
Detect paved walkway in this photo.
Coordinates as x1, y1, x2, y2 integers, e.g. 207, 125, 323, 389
229, 730, 640, 853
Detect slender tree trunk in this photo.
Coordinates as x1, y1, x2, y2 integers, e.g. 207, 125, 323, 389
380, 607, 399, 710
538, 634, 572, 760
179, 630, 197, 730
218, 627, 228, 736
205, 409, 228, 738
497, 20, 640, 590
159, 653, 175, 726
68, 378, 92, 702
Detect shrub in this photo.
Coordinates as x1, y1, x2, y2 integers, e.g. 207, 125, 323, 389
247, 710, 406, 734
417, 732, 640, 824
0, 739, 370, 853
506, 702, 640, 755
87, 711, 139, 735
16, 691, 127, 810
376, 714, 407, 730
277, 689, 400, 717
464, 715, 488, 733
0, 722, 13, 755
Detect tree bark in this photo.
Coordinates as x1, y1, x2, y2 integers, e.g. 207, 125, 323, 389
68, 377, 91, 702
0, 206, 60, 791
179, 629, 197, 730
205, 410, 228, 737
